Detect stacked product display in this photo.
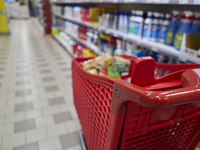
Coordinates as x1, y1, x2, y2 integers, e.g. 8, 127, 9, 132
6, 2, 29, 19
53, 5, 200, 51
52, 4, 200, 63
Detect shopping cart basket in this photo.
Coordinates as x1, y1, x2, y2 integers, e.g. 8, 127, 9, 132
72, 55, 200, 150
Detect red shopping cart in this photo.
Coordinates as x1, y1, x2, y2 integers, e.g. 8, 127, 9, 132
72, 55, 200, 150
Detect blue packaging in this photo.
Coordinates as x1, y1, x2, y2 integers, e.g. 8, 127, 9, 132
165, 11, 180, 46
191, 12, 200, 33
174, 11, 193, 50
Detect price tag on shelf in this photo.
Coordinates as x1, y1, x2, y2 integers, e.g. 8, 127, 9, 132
193, 0, 200, 4
179, 0, 188, 4
162, 0, 170, 3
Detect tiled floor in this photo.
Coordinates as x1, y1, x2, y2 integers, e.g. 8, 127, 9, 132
0, 18, 82, 150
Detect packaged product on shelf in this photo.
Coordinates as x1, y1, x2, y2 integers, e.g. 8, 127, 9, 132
73, 6, 82, 20
143, 11, 153, 40
112, 10, 119, 30
129, 10, 137, 36
81, 7, 90, 22
135, 11, 144, 38
190, 12, 200, 33
165, 10, 180, 46
174, 11, 193, 50
159, 13, 171, 43
118, 11, 124, 33
123, 11, 129, 34
125, 42, 133, 55
114, 39, 124, 55
150, 12, 160, 42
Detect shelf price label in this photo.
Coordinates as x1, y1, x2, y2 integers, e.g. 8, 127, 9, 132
193, 0, 200, 4
179, 0, 188, 4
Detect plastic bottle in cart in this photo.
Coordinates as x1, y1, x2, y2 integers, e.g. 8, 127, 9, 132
165, 10, 180, 46
128, 10, 137, 35
191, 12, 200, 33
135, 11, 144, 38
143, 11, 153, 40
174, 11, 193, 50
159, 13, 171, 43
150, 12, 160, 41
112, 11, 119, 30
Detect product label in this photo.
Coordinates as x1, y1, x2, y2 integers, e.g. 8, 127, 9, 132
160, 25, 168, 40
129, 21, 136, 34
165, 29, 173, 44
174, 31, 183, 50
151, 24, 160, 39
143, 24, 148, 37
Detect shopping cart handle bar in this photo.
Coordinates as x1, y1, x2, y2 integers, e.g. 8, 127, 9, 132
111, 69, 200, 115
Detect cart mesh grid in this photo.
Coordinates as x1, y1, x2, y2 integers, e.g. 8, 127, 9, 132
72, 56, 200, 150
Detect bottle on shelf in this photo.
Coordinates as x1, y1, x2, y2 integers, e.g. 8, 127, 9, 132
150, 12, 160, 42
174, 11, 193, 50
165, 10, 180, 46
143, 11, 153, 40
118, 11, 124, 33
190, 12, 200, 33
123, 11, 129, 34
114, 39, 123, 55
128, 10, 137, 36
159, 13, 171, 43
112, 11, 119, 30
135, 10, 144, 38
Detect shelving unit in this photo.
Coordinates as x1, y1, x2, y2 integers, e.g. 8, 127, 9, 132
53, 34, 74, 57
51, 0, 200, 63
51, 0, 200, 5
54, 14, 180, 58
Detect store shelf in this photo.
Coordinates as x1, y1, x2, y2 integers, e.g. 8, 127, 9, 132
54, 14, 180, 58
53, 35, 74, 57
52, 0, 200, 5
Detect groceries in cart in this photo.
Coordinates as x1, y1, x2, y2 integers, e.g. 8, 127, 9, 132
81, 54, 130, 79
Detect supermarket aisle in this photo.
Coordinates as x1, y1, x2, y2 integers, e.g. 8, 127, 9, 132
0, 18, 82, 150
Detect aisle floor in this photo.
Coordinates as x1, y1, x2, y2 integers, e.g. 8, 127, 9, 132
0, 18, 82, 150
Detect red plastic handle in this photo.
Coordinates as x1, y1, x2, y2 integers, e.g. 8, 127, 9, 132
111, 57, 200, 115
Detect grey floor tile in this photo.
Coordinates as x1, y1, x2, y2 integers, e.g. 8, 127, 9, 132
36, 58, 46, 62
14, 142, 39, 150
0, 67, 5, 71
48, 97, 65, 106
58, 62, 67, 66
0, 74, 3, 78
59, 131, 81, 149
16, 80, 30, 86
38, 64, 48, 67
42, 77, 55, 82
55, 57, 63, 60
45, 86, 59, 92
15, 89, 32, 97
66, 74, 71, 79
15, 102, 33, 112
40, 69, 51, 74
61, 68, 71, 72
14, 119, 35, 133
53, 111, 72, 123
